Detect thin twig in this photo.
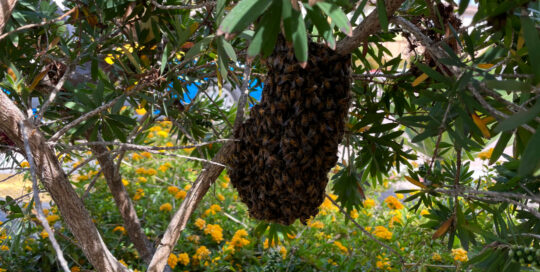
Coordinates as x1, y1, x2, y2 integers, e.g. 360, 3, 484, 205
0, 7, 77, 41
151, 0, 216, 10
36, 66, 72, 122
82, 169, 103, 200
223, 212, 248, 228
233, 63, 252, 132
59, 139, 233, 152
0, 170, 24, 183
20, 121, 70, 272
326, 194, 405, 263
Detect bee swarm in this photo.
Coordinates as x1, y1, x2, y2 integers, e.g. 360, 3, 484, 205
229, 36, 351, 225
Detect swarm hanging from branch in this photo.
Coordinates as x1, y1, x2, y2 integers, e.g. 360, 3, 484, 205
229, 35, 351, 225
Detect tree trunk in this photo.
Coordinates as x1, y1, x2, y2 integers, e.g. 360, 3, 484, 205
89, 143, 154, 264
0, 0, 17, 33
0, 91, 128, 272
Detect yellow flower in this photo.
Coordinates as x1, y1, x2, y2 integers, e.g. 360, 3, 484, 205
135, 168, 146, 174
133, 188, 145, 201
70, 266, 81, 272
363, 198, 376, 208
264, 238, 278, 249
384, 196, 404, 210
432, 252, 442, 262
195, 218, 206, 230
168, 254, 178, 269
184, 184, 192, 191
333, 241, 348, 253
308, 220, 324, 229
204, 224, 224, 243
166, 142, 174, 147
389, 215, 402, 227
157, 131, 169, 138
46, 214, 60, 224
193, 246, 211, 261
160, 203, 173, 212
376, 255, 391, 270
20, 161, 30, 168
478, 148, 494, 160
140, 152, 152, 158
395, 193, 404, 199
230, 229, 250, 248
137, 177, 147, 183
177, 253, 190, 266
451, 248, 468, 262
168, 186, 180, 195
372, 226, 392, 240
319, 194, 338, 215
135, 107, 147, 115
122, 179, 129, 186
183, 147, 195, 153
132, 153, 142, 161
119, 259, 128, 266
0, 245, 9, 251
150, 126, 162, 132
105, 54, 115, 65
146, 168, 157, 176
204, 204, 222, 216
279, 246, 287, 260
420, 209, 430, 216
113, 226, 126, 235
350, 209, 359, 219
158, 164, 169, 172
174, 190, 187, 200
217, 193, 225, 201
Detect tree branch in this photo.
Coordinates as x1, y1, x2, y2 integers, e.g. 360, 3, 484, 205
0, 0, 18, 34
0, 7, 76, 41
336, 0, 406, 55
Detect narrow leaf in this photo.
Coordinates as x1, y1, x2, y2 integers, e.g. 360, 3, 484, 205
489, 131, 512, 165
316, 2, 352, 36
218, 0, 272, 37
521, 16, 540, 82
411, 73, 429, 87
375, 0, 388, 32
494, 100, 540, 132
518, 127, 540, 176
433, 215, 454, 239
405, 176, 427, 189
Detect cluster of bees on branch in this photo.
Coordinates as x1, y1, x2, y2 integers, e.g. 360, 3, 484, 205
229, 35, 351, 225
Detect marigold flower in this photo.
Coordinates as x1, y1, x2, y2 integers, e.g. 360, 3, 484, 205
432, 252, 442, 262
384, 196, 404, 210
140, 152, 152, 158
333, 241, 348, 253
168, 186, 180, 195
395, 193, 404, 199
121, 179, 129, 186
319, 194, 338, 215
0, 245, 9, 251
168, 254, 178, 269
204, 204, 222, 216
157, 131, 169, 138
46, 214, 60, 224
137, 177, 147, 183
135, 168, 146, 174
135, 107, 147, 115
372, 226, 392, 240
184, 184, 192, 191
131, 153, 142, 161
20, 161, 30, 168
160, 203, 173, 212
119, 259, 127, 266
308, 220, 324, 229
40, 230, 49, 239
230, 229, 250, 248
350, 209, 359, 219
279, 246, 287, 259
70, 266, 80, 272
363, 198, 376, 208
193, 246, 211, 261
113, 226, 126, 235
451, 248, 468, 262
187, 235, 200, 244
217, 193, 225, 201
204, 224, 224, 243
195, 218, 206, 230
376, 255, 391, 270
175, 190, 187, 200
146, 168, 157, 176
420, 209, 430, 216
177, 253, 190, 266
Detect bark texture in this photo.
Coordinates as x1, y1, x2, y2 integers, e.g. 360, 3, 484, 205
0, 91, 128, 272
0, 0, 17, 33
90, 144, 154, 264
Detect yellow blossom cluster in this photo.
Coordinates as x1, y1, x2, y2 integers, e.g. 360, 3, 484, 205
193, 246, 211, 263
376, 255, 391, 270
432, 252, 442, 262
372, 226, 393, 240
70, 266, 81, 272
204, 204, 222, 217
158, 162, 172, 172
203, 224, 224, 243
217, 193, 225, 201
137, 177, 147, 183
160, 203, 173, 212
389, 210, 402, 228
307, 220, 324, 229
420, 209, 430, 216
46, 214, 60, 224
384, 196, 404, 210
363, 198, 376, 208
122, 179, 129, 186
350, 209, 359, 219
113, 226, 126, 235
168, 186, 180, 195
187, 235, 200, 244
175, 190, 187, 200
279, 246, 287, 260
133, 188, 145, 201
177, 253, 190, 266
319, 194, 338, 215
20, 161, 30, 168
333, 241, 348, 253
229, 229, 250, 248
451, 248, 468, 262
135, 167, 157, 176
167, 254, 178, 269
195, 218, 206, 230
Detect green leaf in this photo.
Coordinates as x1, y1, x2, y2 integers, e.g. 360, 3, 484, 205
520, 16, 540, 82
218, 0, 272, 37
305, 4, 336, 50
416, 63, 451, 85
160, 43, 170, 74
375, 0, 388, 32
485, 80, 531, 92
247, 1, 281, 57
494, 100, 540, 132
220, 38, 237, 62
458, 0, 470, 15
316, 2, 352, 36
184, 35, 214, 60
282, 0, 308, 65
518, 127, 540, 176
489, 131, 512, 165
